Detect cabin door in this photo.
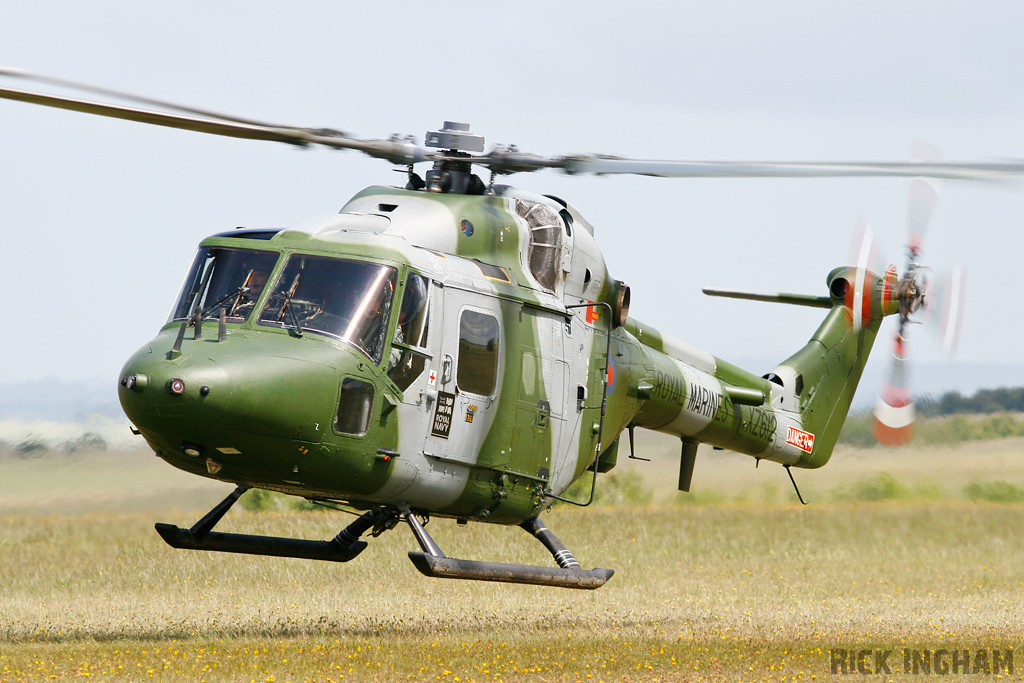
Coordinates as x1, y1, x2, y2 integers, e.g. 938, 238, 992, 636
422, 288, 505, 467
509, 307, 569, 484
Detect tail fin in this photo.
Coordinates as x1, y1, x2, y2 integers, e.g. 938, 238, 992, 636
707, 266, 899, 467
775, 306, 879, 467
769, 267, 898, 467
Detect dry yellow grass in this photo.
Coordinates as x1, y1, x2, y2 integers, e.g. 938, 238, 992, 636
627, 431, 1024, 503
2, 443, 1024, 681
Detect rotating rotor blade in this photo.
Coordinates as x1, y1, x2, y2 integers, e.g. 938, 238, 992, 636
871, 263, 965, 446
0, 66, 287, 129
871, 146, 953, 447
907, 141, 944, 248
460, 146, 1024, 181
872, 331, 915, 447
473, 145, 1024, 180
847, 216, 880, 332
896, 145, 939, 322
528, 156, 1024, 183
5, 66, 1024, 182
0, 84, 310, 143
925, 264, 967, 357
0, 77, 430, 166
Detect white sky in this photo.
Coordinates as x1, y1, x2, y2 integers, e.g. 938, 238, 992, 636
2, 1, 1023, 400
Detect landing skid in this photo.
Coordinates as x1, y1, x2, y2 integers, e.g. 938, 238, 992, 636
155, 485, 376, 563
402, 506, 614, 590
155, 524, 368, 562
154, 487, 614, 589
408, 554, 613, 589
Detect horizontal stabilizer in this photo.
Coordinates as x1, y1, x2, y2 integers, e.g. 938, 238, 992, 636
702, 288, 832, 308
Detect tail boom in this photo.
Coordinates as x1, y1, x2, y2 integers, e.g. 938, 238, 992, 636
627, 267, 897, 470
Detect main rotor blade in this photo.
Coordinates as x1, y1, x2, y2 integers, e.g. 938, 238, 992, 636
556, 157, 1024, 182
0, 84, 311, 143
0, 85, 430, 165
434, 143, 1024, 181
0, 66, 287, 129
5, 67, 1023, 181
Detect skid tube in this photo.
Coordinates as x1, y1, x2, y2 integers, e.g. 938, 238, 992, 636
403, 507, 614, 589
155, 485, 375, 563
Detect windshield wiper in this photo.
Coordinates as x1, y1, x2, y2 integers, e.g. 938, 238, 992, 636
227, 269, 256, 318
202, 286, 252, 319
170, 263, 215, 357
195, 286, 250, 338
173, 286, 248, 354
285, 303, 303, 337
276, 273, 303, 336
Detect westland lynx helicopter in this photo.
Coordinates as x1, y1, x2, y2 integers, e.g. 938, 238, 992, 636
2, 68, 1019, 589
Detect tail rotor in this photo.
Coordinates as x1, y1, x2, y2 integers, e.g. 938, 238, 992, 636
847, 215, 880, 332
870, 142, 962, 446
929, 263, 967, 358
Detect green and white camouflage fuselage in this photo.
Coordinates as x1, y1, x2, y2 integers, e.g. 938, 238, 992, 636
119, 184, 895, 526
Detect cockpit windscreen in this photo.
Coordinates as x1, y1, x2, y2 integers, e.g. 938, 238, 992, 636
259, 255, 397, 363
169, 247, 279, 323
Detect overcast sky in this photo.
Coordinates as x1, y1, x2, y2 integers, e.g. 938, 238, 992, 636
2, 1, 1023, 403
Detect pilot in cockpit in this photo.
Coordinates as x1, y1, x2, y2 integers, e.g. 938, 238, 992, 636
246, 269, 268, 298
229, 268, 269, 318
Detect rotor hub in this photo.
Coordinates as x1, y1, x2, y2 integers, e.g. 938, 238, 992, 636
425, 121, 484, 154
897, 270, 925, 321
423, 122, 486, 194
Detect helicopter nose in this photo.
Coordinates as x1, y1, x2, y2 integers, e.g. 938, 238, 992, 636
118, 343, 233, 431
117, 331, 343, 459
205, 352, 337, 443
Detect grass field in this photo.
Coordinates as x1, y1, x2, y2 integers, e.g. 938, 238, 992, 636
2, 439, 1024, 681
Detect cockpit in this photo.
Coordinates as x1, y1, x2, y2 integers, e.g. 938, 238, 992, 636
170, 246, 423, 366
258, 255, 396, 362
170, 247, 279, 324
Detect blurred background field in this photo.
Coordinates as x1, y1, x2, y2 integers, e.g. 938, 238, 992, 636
6, 408, 1024, 516
2, 417, 1024, 681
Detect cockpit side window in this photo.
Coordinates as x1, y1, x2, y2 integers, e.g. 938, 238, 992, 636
335, 377, 373, 436
516, 199, 563, 293
456, 309, 500, 396
258, 255, 397, 364
387, 272, 431, 391
169, 247, 279, 324
397, 272, 430, 348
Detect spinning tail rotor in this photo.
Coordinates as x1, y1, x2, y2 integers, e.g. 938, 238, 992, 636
871, 143, 964, 446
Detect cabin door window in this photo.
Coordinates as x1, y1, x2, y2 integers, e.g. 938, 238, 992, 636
422, 293, 504, 466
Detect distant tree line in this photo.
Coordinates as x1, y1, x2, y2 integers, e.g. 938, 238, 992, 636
0, 432, 107, 458
919, 387, 1024, 416
840, 386, 1024, 447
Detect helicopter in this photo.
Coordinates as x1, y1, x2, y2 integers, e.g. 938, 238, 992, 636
2, 67, 1021, 590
